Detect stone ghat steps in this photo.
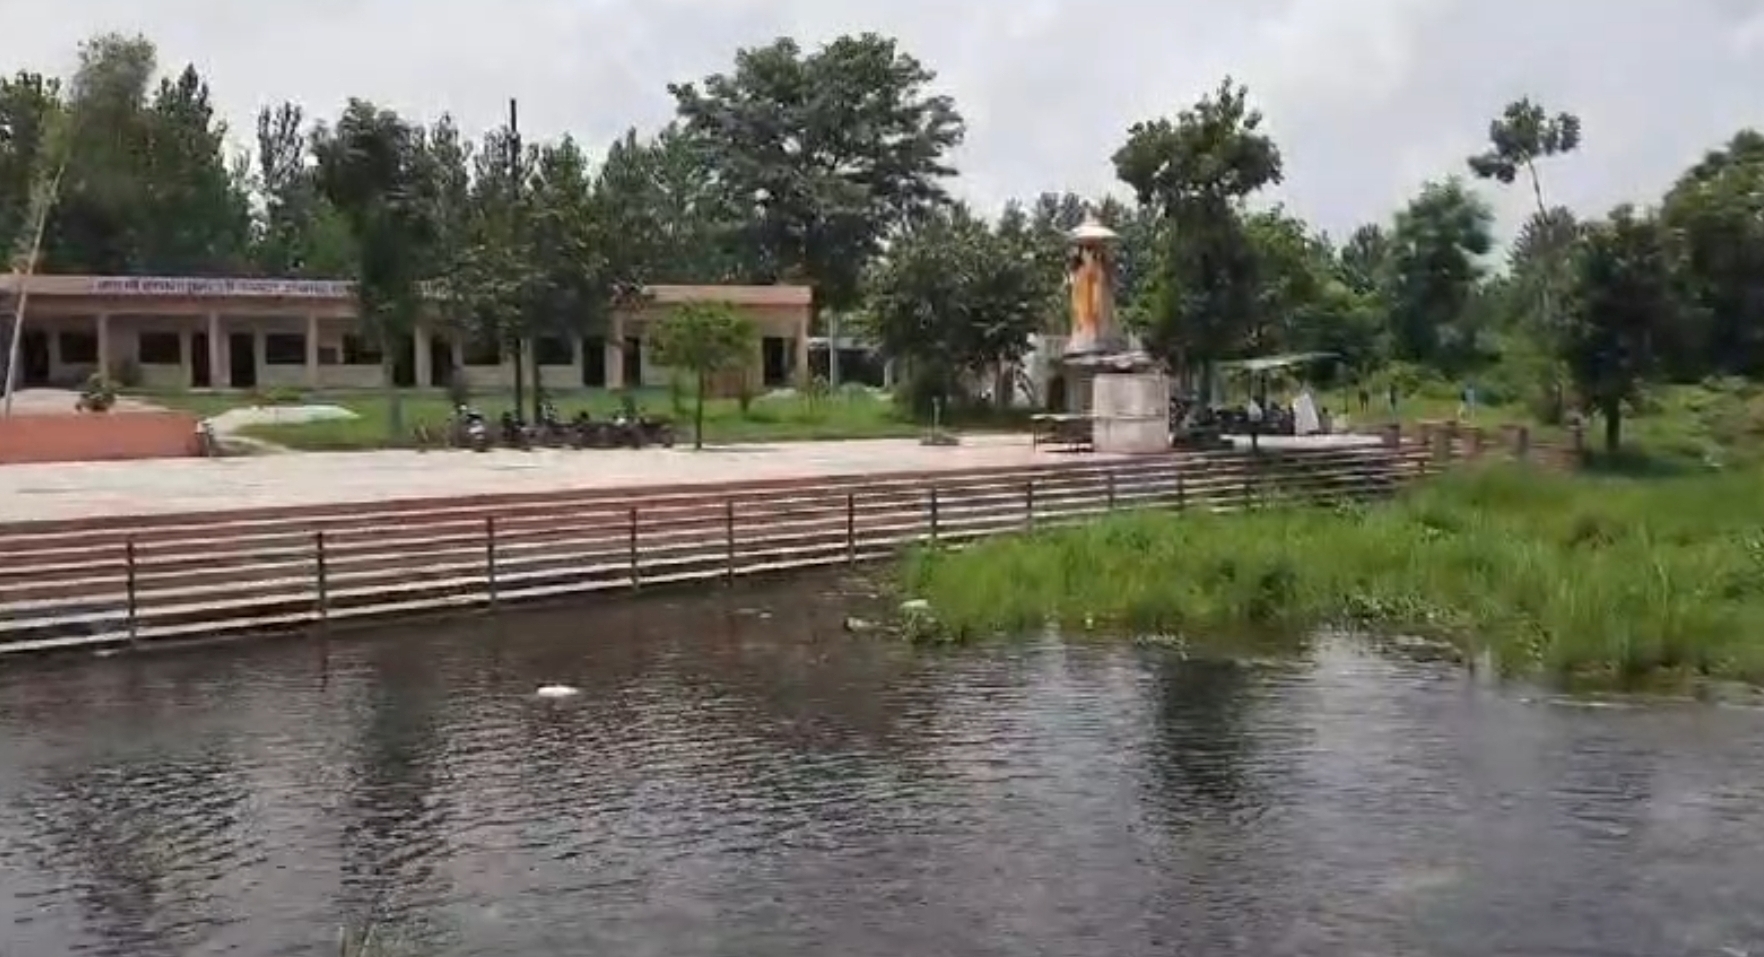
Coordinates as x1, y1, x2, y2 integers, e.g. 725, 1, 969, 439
0, 445, 1429, 656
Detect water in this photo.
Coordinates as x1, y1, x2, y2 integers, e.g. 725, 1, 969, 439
3, 576, 1764, 957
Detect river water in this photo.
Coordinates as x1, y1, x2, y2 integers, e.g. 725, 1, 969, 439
3, 576, 1764, 957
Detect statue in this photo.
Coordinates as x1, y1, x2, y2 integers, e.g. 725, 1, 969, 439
1063, 214, 1120, 356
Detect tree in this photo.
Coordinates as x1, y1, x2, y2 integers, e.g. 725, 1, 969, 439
1112, 78, 1283, 391
1562, 205, 1677, 453
669, 33, 966, 339
311, 99, 439, 439
252, 102, 356, 277
1659, 130, 1764, 375
1468, 98, 1582, 219
648, 301, 757, 448
1382, 178, 1495, 369
594, 124, 749, 285
863, 204, 1047, 412
1469, 98, 1582, 414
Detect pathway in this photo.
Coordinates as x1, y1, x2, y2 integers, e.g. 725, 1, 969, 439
0, 434, 1126, 524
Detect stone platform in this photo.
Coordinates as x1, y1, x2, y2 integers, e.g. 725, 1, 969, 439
0, 435, 1135, 524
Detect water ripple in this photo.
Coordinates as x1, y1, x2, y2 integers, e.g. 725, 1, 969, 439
2, 580, 1764, 956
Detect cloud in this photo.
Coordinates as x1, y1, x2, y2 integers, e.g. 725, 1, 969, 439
5, 0, 1762, 237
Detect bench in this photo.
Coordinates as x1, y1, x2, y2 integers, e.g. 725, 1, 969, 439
1031, 414, 1094, 452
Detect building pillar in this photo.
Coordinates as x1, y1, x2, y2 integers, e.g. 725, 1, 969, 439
206, 312, 225, 389
94, 313, 111, 380
606, 316, 625, 390
305, 314, 320, 389
570, 335, 585, 383
519, 338, 536, 394
793, 327, 810, 387
413, 323, 432, 388
252, 329, 267, 385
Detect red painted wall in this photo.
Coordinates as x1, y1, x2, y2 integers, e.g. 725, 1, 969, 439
0, 411, 201, 465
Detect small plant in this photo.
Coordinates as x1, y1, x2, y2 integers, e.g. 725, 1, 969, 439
75, 372, 115, 412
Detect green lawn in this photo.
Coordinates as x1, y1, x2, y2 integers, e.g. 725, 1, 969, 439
146, 387, 1033, 450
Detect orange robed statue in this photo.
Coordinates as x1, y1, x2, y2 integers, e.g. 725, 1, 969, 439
1064, 213, 1119, 355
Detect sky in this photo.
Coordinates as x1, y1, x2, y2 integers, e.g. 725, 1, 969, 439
5, 0, 1763, 240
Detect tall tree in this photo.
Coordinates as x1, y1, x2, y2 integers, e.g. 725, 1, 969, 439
312, 99, 439, 439
1562, 205, 1677, 453
594, 124, 748, 284
669, 33, 966, 338
252, 102, 356, 277
1382, 177, 1494, 369
1469, 98, 1582, 413
1659, 130, 1764, 375
0, 71, 62, 262
1113, 78, 1283, 390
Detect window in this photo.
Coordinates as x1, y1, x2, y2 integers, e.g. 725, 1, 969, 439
535, 336, 574, 366
264, 333, 306, 365
463, 336, 501, 366
58, 331, 98, 365
137, 332, 181, 365
342, 335, 382, 365
317, 346, 340, 366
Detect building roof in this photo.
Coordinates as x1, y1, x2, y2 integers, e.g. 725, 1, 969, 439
0, 274, 811, 307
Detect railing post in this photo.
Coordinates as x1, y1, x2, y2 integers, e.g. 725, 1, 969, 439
928, 486, 941, 545
1024, 479, 1035, 531
314, 530, 329, 627
484, 516, 498, 608
1177, 472, 1186, 511
845, 491, 857, 566
124, 537, 139, 645
724, 498, 736, 585
1106, 470, 1117, 511
628, 505, 641, 590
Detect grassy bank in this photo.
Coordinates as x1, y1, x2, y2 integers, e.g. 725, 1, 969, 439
901, 466, 1764, 687
151, 387, 1030, 450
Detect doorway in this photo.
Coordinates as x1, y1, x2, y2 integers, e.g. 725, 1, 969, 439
762, 337, 787, 387
391, 334, 415, 388
227, 333, 256, 389
19, 331, 50, 387
191, 333, 211, 387
428, 336, 454, 389
581, 336, 607, 387
622, 336, 642, 388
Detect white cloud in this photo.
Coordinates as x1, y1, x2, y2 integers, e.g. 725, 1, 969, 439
3, 0, 1761, 238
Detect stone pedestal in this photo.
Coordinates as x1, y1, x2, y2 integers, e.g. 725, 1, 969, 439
1091, 371, 1170, 454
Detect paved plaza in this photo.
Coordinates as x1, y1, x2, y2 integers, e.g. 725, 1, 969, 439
0, 435, 1130, 524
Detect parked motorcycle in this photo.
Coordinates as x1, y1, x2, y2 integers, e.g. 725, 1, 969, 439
497, 411, 532, 450
448, 405, 491, 452
531, 402, 572, 448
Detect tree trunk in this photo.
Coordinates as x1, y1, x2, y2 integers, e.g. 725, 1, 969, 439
531, 348, 545, 424
382, 357, 403, 443
1602, 398, 1622, 454
693, 372, 707, 450
510, 336, 525, 420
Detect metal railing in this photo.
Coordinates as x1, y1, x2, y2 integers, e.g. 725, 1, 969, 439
0, 444, 1435, 655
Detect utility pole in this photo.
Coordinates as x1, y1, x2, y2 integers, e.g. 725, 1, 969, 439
506, 97, 526, 421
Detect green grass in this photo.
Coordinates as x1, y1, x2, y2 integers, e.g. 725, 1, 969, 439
145, 386, 1032, 450
901, 465, 1764, 689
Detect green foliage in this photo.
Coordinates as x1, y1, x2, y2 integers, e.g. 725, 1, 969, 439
1112, 78, 1283, 381
903, 466, 1764, 688
1561, 205, 1678, 452
863, 203, 1048, 414
669, 33, 966, 319
649, 301, 759, 448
